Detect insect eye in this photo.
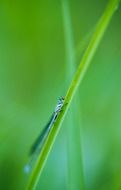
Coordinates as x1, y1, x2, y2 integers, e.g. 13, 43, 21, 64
59, 97, 64, 101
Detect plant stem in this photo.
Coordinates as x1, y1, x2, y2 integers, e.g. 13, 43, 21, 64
27, 0, 120, 189
61, 0, 85, 189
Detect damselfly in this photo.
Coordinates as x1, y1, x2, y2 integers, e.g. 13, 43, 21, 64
24, 97, 65, 173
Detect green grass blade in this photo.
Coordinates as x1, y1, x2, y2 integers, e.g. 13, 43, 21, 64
61, 0, 85, 189
27, 0, 120, 189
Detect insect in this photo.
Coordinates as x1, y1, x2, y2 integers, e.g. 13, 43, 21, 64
24, 97, 65, 173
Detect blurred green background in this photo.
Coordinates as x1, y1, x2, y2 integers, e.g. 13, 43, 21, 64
0, 0, 121, 190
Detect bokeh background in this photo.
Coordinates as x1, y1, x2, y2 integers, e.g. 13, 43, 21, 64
0, 0, 121, 189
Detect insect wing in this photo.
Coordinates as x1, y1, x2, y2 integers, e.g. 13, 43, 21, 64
30, 113, 54, 155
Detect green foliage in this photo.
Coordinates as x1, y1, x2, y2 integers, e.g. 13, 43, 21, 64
0, 0, 121, 190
